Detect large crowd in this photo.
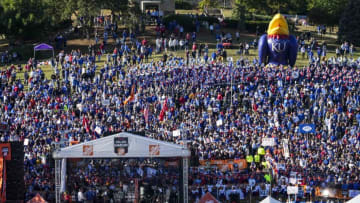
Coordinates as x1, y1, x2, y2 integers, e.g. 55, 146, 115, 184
0, 13, 360, 202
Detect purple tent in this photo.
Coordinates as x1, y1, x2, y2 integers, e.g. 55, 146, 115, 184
34, 43, 54, 58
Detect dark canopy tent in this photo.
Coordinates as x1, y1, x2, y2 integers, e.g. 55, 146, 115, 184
33, 43, 54, 59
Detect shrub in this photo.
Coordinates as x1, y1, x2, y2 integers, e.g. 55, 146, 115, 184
163, 14, 195, 31
197, 16, 219, 25
245, 21, 268, 34
163, 14, 219, 32
223, 19, 238, 29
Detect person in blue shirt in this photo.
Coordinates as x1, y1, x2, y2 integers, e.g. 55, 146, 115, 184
211, 52, 217, 61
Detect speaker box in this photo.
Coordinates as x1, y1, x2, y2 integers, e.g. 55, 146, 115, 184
0, 142, 24, 201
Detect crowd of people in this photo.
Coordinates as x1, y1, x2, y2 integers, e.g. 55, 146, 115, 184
64, 159, 180, 203
0, 13, 360, 202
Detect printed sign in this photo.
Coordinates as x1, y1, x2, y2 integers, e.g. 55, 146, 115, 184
114, 137, 129, 155
149, 144, 160, 156
262, 138, 275, 146
287, 186, 299, 194
83, 145, 93, 156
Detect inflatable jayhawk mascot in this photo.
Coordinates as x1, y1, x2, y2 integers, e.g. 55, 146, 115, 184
258, 14, 298, 67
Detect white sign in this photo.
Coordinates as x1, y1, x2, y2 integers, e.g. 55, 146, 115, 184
24, 138, 29, 146
283, 139, 290, 158
287, 186, 299, 195
102, 99, 110, 106
216, 119, 223, 126
262, 138, 275, 146
95, 126, 102, 134
173, 130, 181, 137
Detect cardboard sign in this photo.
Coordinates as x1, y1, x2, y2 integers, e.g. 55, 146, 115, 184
262, 138, 275, 146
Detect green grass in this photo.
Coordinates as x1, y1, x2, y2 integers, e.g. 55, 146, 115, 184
175, 9, 202, 15
222, 9, 233, 19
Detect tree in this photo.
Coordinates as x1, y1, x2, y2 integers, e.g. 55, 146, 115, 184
307, 0, 348, 26
338, 0, 360, 45
233, 0, 309, 17
233, 0, 247, 30
59, 0, 101, 39
0, 0, 50, 40
102, 0, 129, 16
198, 0, 219, 12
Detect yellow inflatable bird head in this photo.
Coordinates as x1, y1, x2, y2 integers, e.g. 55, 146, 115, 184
267, 13, 289, 37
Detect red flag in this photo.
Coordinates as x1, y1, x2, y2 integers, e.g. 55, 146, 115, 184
144, 107, 149, 123
82, 116, 90, 132
159, 110, 165, 121
158, 98, 168, 121
162, 97, 168, 112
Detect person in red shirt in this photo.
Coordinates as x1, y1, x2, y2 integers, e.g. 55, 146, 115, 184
142, 38, 147, 46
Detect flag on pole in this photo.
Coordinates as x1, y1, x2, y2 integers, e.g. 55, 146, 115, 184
124, 85, 135, 105
144, 106, 149, 123
158, 97, 168, 121
82, 116, 90, 132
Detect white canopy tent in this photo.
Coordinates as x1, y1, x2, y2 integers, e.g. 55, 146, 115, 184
259, 196, 282, 203
346, 194, 360, 203
53, 132, 190, 203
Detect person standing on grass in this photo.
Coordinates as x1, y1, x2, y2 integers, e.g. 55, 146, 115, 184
350, 44, 354, 57
204, 52, 208, 64
301, 46, 306, 59
180, 26, 184, 37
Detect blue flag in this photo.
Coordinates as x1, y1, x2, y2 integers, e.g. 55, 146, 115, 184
299, 124, 316, 134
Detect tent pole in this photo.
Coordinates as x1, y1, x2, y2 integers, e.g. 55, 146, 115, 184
182, 157, 188, 203
55, 159, 61, 203
60, 158, 67, 193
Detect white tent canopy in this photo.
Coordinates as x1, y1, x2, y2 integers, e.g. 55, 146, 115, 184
260, 196, 282, 203
53, 132, 190, 158
347, 194, 360, 203
53, 132, 190, 203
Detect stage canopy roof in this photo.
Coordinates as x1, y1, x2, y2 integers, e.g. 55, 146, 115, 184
53, 132, 190, 159
259, 196, 281, 203
347, 194, 360, 203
